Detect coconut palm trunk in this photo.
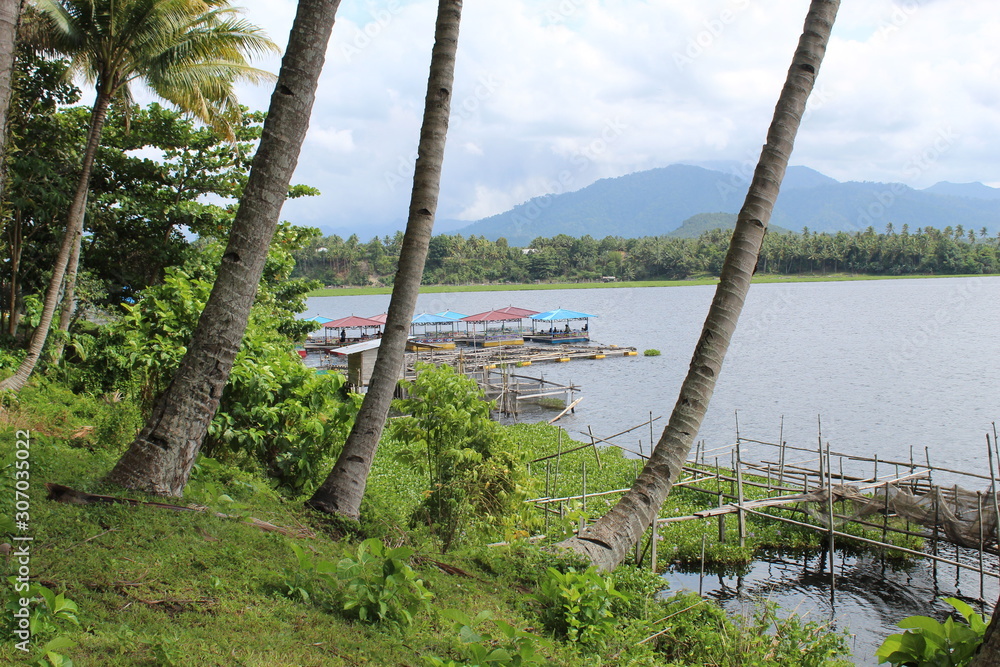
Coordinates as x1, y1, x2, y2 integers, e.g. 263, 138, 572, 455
107, 0, 342, 496
0, 91, 107, 392
970, 609, 1000, 666
307, 0, 464, 519
558, 0, 841, 571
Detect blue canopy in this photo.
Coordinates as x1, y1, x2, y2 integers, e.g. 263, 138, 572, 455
530, 308, 596, 322
304, 315, 334, 324
411, 312, 456, 325
434, 310, 468, 321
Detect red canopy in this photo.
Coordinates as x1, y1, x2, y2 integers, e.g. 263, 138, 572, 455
368, 313, 388, 324
462, 309, 526, 322
322, 315, 383, 329
462, 306, 539, 322
494, 306, 539, 317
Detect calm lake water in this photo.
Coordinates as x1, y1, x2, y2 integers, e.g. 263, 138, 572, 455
306, 276, 1000, 664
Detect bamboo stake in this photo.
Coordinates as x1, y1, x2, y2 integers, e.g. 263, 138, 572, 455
587, 425, 603, 469
736, 437, 746, 548
978, 491, 985, 600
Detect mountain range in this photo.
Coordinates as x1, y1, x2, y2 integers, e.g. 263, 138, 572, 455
452, 164, 1000, 246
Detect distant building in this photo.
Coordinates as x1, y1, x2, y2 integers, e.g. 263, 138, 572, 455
601, 276, 616, 282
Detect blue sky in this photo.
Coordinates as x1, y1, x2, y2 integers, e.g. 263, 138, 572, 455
221, 0, 1000, 239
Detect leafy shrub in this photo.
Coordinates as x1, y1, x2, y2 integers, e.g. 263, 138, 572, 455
3, 579, 80, 666
423, 609, 548, 667
78, 227, 359, 493
651, 591, 851, 667
335, 538, 433, 629
532, 566, 625, 647
392, 363, 527, 550
875, 597, 989, 667
278, 538, 432, 630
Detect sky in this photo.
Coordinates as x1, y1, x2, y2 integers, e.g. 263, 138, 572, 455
215, 0, 1000, 239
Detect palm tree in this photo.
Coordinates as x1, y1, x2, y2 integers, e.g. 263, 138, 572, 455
557, 0, 841, 571
106, 0, 345, 496
307, 0, 464, 520
0, 0, 277, 391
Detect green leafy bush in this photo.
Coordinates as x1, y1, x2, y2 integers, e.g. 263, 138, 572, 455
392, 363, 528, 550
651, 591, 851, 667
875, 597, 989, 667
532, 566, 625, 647
79, 226, 359, 493
335, 538, 433, 629
643, 349, 661, 356
423, 609, 548, 667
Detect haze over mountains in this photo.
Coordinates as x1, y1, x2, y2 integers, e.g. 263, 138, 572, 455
451, 164, 1000, 247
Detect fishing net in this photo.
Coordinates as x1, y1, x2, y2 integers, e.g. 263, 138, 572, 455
800, 483, 1000, 550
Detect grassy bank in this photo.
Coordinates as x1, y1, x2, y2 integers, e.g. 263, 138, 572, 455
308, 272, 997, 297
3, 382, 923, 665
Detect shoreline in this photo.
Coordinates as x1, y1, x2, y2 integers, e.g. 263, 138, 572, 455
307, 272, 999, 297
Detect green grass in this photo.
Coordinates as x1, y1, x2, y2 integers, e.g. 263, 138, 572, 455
307, 273, 998, 297
0, 383, 883, 665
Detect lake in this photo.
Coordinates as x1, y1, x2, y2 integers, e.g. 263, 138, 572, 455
305, 276, 1000, 664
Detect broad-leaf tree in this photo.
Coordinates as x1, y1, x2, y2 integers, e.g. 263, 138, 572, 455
106, 0, 344, 496
557, 0, 841, 571
307, 0, 464, 520
0, 0, 277, 390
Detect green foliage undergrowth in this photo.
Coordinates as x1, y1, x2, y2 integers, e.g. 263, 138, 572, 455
876, 597, 989, 667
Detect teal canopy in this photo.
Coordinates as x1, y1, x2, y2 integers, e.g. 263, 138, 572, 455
411, 312, 456, 324
434, 310, 468, 321
304, 315, 334, 324
530, 308, 596, 322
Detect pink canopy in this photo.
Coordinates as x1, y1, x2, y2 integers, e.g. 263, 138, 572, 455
322, 315, 383, 329
462, 306, 539, 322
367, 313, 388, 324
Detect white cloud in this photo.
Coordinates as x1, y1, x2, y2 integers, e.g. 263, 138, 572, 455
224, 0, 1000, 237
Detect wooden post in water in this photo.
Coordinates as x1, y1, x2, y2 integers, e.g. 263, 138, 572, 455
978, 491, 985, 601
986, 434, 1000, 545
736, 438, 746, 548
825, 437, 836, 602
777, 415, 785, 487
699, 534, 706, 597
716, 456, 725, 542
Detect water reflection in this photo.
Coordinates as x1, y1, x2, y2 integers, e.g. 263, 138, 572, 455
661, 547, 998, 666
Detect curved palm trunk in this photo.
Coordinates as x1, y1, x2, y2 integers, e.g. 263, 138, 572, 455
50, 220, 83, 361
106, 0, 343, 496
970, 605, 1000, 666
0, 91, 110, 392
558, 0, 841, 571
307, 0, 463, 519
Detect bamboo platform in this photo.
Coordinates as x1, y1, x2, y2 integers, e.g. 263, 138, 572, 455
524, 414, 1000, 604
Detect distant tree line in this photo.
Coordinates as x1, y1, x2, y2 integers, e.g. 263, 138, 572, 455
291, 223, 1000, 286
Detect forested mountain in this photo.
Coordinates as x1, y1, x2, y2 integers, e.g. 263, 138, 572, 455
666, 212, 794, 238
454, 164, 1000, 245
